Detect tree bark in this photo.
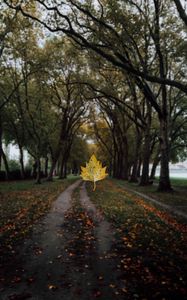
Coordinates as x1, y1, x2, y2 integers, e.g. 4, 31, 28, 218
59, 142, 71, 179
129, 130, 142, 182
158, 117, 172, 191
32, 160, 37, 179
139, 101, 152, 186
150, 147, 160, 180
173, 0, 187, 26
18, 144, 25, 179
153, 0, 172, 192
59, 157, 65, 179
1, 149, 10, 180
44, 156, 48, 177
47, 157, 57, 181
0, 117, 10, 179
36, 158, 41, 184
137, 158, 142, 178
121, 137, 129, 180
0, 116, 2, 171
139, 130, 151, 185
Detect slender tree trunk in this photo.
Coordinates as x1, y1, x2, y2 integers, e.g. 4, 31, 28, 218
158, 117, 172, 191
129, 130, 142, 182
109, 161, 112, 177
139, 130, 151, 185
18, 144, 25, 179
59, 142, 71, 179
32, 160, 37, 179
44, 156, 48, 177
121, 136, 129, 180
47, 158, 57, 181
36, 158, 41, 184
117, 151, 122, 179
63, 161, 67, 179
1, 149, 10, 180
112, 150, 117, 178
137, 158, 142, 178
0, 116, 2, 171
139, 101, 152, 186
0, 118, 10, 179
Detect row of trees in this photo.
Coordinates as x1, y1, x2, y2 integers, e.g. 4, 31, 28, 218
0, 0, 187, 190
0, 11, 90, 183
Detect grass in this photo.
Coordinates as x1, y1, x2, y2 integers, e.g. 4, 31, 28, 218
154, 177, 187, 188
111, 178, 187, 211
0, 176, 79, 249
170, 177, 187, 187
0, 174, 81, 193
86, 179, 187, 298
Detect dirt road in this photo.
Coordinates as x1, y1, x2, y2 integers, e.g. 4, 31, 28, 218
0, 180, 124, 300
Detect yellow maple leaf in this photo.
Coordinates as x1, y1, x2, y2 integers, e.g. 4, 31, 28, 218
80, 154, 108, 191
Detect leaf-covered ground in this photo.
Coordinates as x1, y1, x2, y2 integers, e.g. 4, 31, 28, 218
113, 178, 187, 212
0, 178, 78, 254
0, 178, 187, 300
87, 179, 187, 299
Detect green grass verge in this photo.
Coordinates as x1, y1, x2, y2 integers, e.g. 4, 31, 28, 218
111, 178, 187, 210
154, 177, 187, 187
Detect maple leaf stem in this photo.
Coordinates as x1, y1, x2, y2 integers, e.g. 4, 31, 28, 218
93, 181, 96, 191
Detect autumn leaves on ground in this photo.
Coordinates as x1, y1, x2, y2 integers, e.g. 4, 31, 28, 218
0, 178, 187, 300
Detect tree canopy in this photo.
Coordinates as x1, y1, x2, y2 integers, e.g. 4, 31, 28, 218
0, 0, 187, 191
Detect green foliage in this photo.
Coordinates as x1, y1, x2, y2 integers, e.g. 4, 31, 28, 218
8, 159, 20, 171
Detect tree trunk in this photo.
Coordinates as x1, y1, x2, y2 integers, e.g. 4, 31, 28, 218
36, 158, 41, 184
47, 139, 67, 181
109, 161, 112, 177
158, 117, 172, 191
139, 130, 151, 185
137, 158, 142, 178
44, 156, 49, 177
32, 160, 37, 178
116, 151, 122, 179
47, 158, 57, 181
0, 118, 10, 179
72, 160, 78, 175
1, 149, 10, 180
139, 101, 152, 186
154, 1, 172, 192
59, 157, 65, 179
0, 117, 2, 171
63, 161, 67, 179
121, 136, 129, 180
59, 143, 71, 179
150, 147, 160, 180
18, 144, 25, 179
129, 130, 142, 182
112, 150, 117, 178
